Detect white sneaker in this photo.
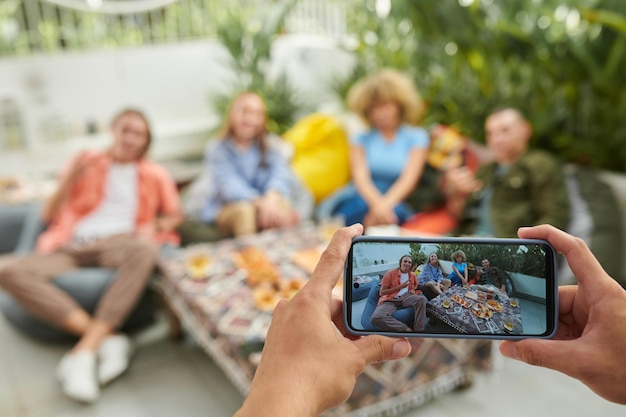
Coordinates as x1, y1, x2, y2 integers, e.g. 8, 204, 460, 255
98, 334, 134, 385
56, 351, 99, 403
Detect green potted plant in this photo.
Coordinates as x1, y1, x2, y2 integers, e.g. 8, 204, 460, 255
210, 0, 304, 134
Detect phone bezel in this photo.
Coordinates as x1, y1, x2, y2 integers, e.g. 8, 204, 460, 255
344, 235, 559, 340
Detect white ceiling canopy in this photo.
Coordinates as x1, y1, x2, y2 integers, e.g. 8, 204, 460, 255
41, 0, 182, 15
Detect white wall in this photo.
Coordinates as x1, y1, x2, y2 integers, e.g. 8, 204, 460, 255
0, 35, 354, 177
511, 272, 546, 300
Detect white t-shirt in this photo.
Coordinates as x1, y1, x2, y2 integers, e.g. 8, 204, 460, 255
73, 163, 138, 241
397, 272, 410, 297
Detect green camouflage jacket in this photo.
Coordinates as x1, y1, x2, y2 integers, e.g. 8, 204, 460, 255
458, 150, 570, 237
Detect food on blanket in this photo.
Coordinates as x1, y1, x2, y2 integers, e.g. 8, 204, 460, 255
451, 293, 471, 308
464, 291, 478, 301
509, 298, 519, 308
471, 303, 493, 319
235, 247, 281, 286
503, 316, 515, 332
291, 248, 323, 275
476, 290, 487, 303
280, 279, 306, 299
0, 176, 19, 190
486, 299, 503, 312
185, 252, 211, 280
253, 284, 281, 312
442, 298, 452, 308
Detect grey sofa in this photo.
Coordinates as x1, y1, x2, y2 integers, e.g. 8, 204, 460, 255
0, 203, 156, 341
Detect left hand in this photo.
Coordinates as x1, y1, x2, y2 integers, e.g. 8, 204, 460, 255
235, 224, 412, 417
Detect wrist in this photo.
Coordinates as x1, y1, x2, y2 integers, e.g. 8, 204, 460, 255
238, 371, 318, 417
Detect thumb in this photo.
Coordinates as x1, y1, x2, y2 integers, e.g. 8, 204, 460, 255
499, 339, 584, 377
354, 336, 412, 364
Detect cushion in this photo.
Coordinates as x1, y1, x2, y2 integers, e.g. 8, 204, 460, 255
283, 113, 350, 203
0, 203, 34, 254
351, 280, 374, 302
360, 282, 414, 330
0, 268, 155, 341
563, 166, 625, 287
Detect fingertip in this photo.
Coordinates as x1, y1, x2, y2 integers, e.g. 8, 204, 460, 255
499, 341, 518, 359
391, 338, 412, 360
331, 223, 363, 243
356, 335, 411, 364
348, 223, 364, 236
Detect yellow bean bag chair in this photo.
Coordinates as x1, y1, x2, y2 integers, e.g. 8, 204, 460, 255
283, 113, 351, 203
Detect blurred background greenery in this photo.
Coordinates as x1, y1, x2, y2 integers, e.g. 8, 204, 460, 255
1, 0, 625, 171
339, 0, 626, 172
209, 0, 306, 135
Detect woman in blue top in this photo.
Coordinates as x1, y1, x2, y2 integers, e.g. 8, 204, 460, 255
448, 249, 468, 286
201, 92, 298, 237
419, 252, 451, 296
325, 69, 429, 227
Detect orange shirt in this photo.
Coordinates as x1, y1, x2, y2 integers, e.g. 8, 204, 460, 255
377, 267, 421, 306
37, 151, 182, 253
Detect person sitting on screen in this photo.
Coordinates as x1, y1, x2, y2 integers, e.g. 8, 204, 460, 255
370, 255, 427, 332
200, 92, 299, 238
0, 108, 183, 403
477, 258, 507, 293
418, 252, 451, 298
448, 108, 569, 237
318, 69, 429, 227
447, 249, 468, 286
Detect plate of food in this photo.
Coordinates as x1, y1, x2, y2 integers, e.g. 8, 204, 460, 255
464, 290, 478, 301
471, 303, 493, 319
451, 293, 472, 308
234, 247, 281, 286
486, 299, 503, 312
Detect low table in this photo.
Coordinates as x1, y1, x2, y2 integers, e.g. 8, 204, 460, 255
155, 224, 493, 416
427, 286, 523, 335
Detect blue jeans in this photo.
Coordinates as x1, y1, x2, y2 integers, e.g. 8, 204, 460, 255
335, 194, 413, 226
448, 272, 464, 286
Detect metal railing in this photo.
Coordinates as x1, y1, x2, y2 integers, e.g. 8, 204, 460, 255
0, 0, 349, 56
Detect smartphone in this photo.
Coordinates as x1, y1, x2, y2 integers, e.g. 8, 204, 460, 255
344, 236, 558, 340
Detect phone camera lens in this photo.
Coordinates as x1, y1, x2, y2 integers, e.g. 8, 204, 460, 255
353, 283, 360, 289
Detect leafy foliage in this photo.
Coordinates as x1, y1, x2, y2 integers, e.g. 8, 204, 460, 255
435, 243, 546, 278
408, 243, 426, 266
211, 0, 305, 134
339, 0, 626, 172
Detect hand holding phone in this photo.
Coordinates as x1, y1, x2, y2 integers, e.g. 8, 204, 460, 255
344, 236, 558, 340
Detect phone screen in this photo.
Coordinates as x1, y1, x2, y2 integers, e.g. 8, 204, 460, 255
344, 236, 558, 339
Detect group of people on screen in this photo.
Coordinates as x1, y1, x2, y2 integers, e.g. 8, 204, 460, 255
371, 250, 507, 333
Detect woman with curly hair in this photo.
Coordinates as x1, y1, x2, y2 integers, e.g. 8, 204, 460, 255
319, 69, 429, 227
448, 249, 469, 286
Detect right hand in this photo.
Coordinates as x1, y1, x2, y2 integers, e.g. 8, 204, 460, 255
443, 166, 482, 197
500, 225, 626, 405
256, 191, 293, 230
60, 157, 90, 189
364, 201, 397, 227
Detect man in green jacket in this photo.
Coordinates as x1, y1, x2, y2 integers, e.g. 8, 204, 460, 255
453, 108, 569, 237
